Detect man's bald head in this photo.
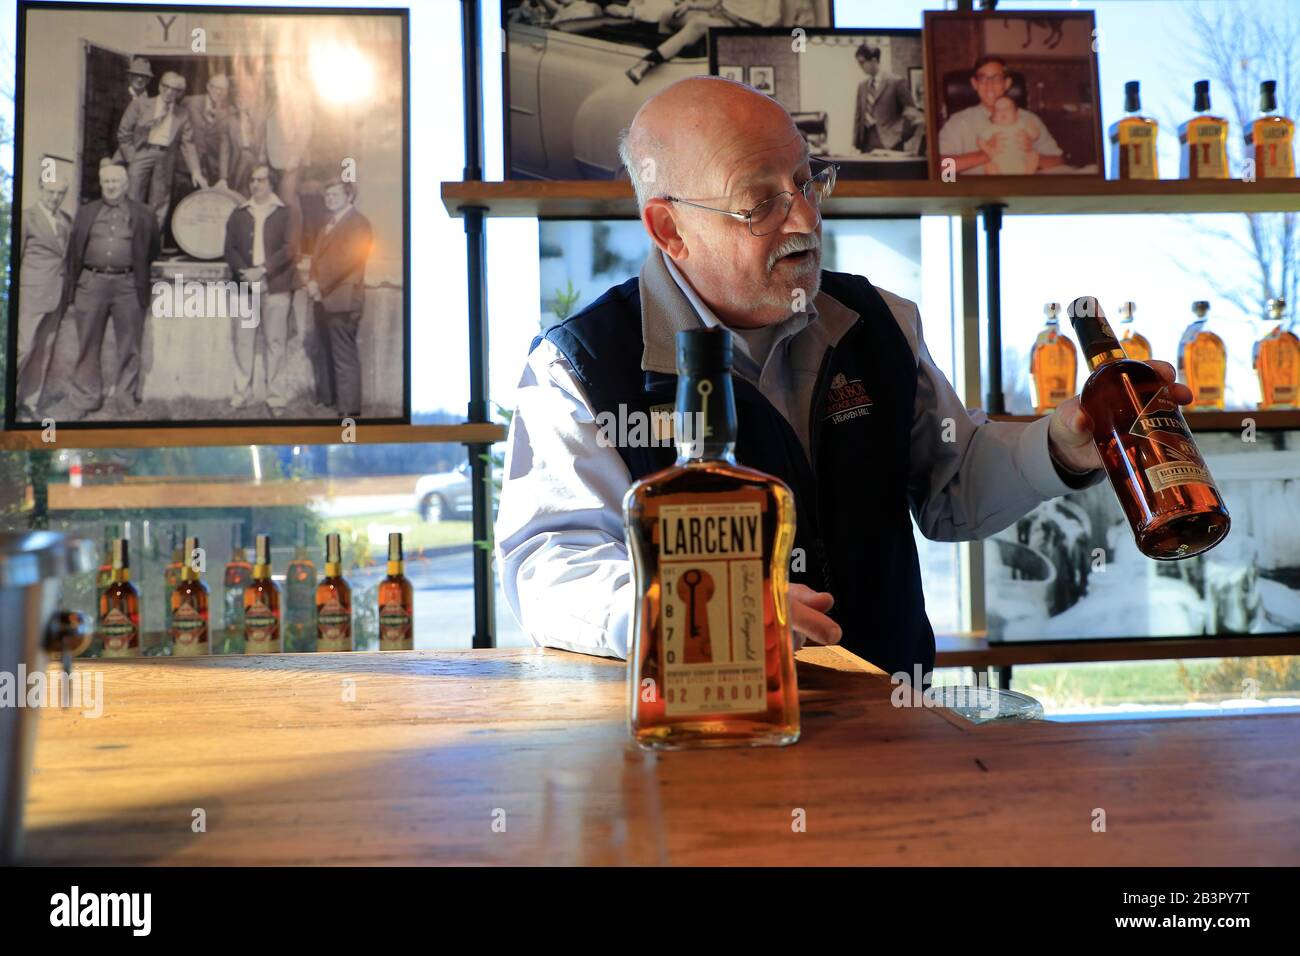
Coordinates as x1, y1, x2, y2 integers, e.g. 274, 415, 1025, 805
619, 76, 807, 210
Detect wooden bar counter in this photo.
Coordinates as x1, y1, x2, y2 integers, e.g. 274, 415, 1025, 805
21, 647, 1300, 865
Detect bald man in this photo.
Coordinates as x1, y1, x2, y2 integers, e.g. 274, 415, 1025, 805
496, 77, 1192, 679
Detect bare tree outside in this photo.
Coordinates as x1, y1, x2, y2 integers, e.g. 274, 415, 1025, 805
1185, 0, 1298, 320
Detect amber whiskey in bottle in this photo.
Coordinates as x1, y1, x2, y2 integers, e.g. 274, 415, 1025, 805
378, 532, 413, 650
243, 533, 281, 654
1068, 297, 1230, 559
623, 328, 798, 750
1255, 297, 1300, 408
1246, 80, 1295, 179
1117, 301, 1152, 362
1110, 81, 1159, 179
222, 526, 253, 654
284, 522, 318, 652
170, 535, 209, 656
1178, 300, 1227, 409
1029, 302, 1078, 414
315, 532, 353, 652
99, 538, 140, 658
162, 524, 185, 639
1179, 80, 1229, 179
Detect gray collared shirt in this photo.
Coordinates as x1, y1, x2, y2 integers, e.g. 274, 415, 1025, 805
495, 249, 1103, 661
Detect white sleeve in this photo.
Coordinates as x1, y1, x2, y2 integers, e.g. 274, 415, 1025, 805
1028, 110, 1063, 157
494, 338, 636, 660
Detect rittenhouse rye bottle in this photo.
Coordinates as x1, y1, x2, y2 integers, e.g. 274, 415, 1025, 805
1178, 300, 1227, 409
222, 527, 253, 654
243, 534, 282, 653
1179, 79, 1229, 179
623, 328, 799, 750
1110, 80, 1159, 179
378, 532, 413, 650
99, 537, 140, 658
315, 532, 353, 652
1117, 301, 1152, 362
1068, 297, 1230, 560
170, 535, 209, 656
1246, 80, 1295, 179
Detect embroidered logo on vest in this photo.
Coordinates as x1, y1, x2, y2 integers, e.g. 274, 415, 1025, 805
823, 372, 873, 424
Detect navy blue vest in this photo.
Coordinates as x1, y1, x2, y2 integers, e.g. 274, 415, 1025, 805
531, 270, 935, 678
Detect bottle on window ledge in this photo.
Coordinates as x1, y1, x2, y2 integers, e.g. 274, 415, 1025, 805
1110, 80, 1159, 179
170, 535, 209, 657
243, 533, 281, 654
99, 538, 140, 658
623, 328, 799, 750
378, 532, 413, 651
162, 523, 186, 642
1116, 301, 1152, 362
1029, 302, 1077, 414
316, 532, 353, 652
1246, 80, 1295, 180
1068, 297, 1229, 560
1179, 79, 1229, 179
285, 520, 318, 653
1178, 300, 1227, 409
222, 524, 253, 654
1254, 297, 1300, 409
96, 522, 119, 593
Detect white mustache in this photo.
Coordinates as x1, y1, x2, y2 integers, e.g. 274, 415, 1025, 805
767, 233, 820, 273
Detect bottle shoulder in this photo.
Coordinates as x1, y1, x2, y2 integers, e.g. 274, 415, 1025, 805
625, 459, 793, 507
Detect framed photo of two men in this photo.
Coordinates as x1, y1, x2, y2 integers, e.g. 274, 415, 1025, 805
6, 2, 410, 430
922, 9, 1104, 180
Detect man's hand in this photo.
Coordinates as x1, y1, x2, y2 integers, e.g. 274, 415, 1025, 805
1047, 359, 1193, 472
789, 583, 841, 651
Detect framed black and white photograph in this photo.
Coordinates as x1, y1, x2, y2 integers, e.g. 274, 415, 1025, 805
908, 64, 924, 108
709, 27, 928, 180
7, 1, 410, 430
502, 0, 833, 180
923, 9, 1103, 179
717, 63, 743, 82
747, 64, 774, 94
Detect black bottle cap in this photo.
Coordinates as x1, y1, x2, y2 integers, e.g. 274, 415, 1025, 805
1260, 79, 1278, 113
1193, 79, 1211, 112
1066, 296, 1120, 349
325, 532, 341, 564
675, 328, 733, 375
388, 532, 404, 562
255, 533, 271, 567
112, 537, 130, 570
1124, 80, 1141, 113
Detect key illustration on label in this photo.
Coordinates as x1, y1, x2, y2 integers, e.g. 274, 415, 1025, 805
696, 380, 712, 438
676, 568, 714, 663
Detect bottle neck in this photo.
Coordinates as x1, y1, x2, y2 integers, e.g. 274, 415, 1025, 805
180, 566, 199, 582
1072, 312, 1129, 371
253, 563, 272, 580
674, 368, 737, 464
325, 561, 343, 578
110, 567, 130, 584
386, 560, 404, 577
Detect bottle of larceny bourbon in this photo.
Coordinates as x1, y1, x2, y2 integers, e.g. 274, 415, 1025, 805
170, 535, 209, 656
316, 532, 353, 652
243, 533, 281, 653
1067, 297, 1230, 560
99, 537, 140, 658
378, 532, 413, 650
623, 328, 798, 750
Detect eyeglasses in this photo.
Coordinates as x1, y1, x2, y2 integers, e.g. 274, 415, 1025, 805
661, 160, 838, 238
162, 84, 186, 93
973, 72, 1009, 84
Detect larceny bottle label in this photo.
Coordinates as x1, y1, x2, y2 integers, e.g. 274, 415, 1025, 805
171, 602, 207, 655
379, 603, 412, 650
656, 499, 767, 718
1129, 388, 1217, 493
101, 607, 137, 655
245, 600, 279, 650
318, 600, 351, 652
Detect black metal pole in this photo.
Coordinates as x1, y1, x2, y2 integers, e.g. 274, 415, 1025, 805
462, 0, 495, 648
981, 203, 1006, 415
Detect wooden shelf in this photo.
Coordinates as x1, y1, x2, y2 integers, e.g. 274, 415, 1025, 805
936, 633, 1300, 668
0, 422, 507, 452
442, 177, 1300, 219
991, 410, 1300, 430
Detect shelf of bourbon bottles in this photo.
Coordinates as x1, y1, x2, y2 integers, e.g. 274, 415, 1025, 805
441, 178, 1300, 219
991, 409, 1300, 430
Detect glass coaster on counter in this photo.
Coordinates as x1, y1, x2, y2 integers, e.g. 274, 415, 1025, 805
929, 686, 1045, 724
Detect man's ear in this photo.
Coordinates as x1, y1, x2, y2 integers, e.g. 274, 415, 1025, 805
643, 197, 688, 261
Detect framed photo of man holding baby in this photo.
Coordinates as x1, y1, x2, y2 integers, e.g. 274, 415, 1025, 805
922, 9, 1103, 180
6, 2, 409, 430
501, 0, 834, 181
